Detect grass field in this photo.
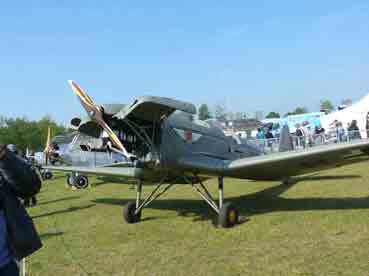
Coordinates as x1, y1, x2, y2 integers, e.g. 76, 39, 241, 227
27, 159, 369, 276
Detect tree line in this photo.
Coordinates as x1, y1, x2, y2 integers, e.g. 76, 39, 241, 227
265, 98, 352, 119
0, 116, 67, 153
197, 98, 353, 121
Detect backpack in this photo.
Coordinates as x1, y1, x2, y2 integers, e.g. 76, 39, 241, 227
0, 151, 41, 198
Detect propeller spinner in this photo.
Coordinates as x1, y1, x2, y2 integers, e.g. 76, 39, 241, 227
68, 80, 133, 159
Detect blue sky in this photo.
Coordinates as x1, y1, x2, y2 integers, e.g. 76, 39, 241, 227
1, 0, 369, 123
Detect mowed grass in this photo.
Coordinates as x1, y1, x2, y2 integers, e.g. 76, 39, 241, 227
27, 160, 369, 276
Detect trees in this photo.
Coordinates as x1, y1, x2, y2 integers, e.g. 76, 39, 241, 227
265, 112, 280, 119
320, 99, 334, 112
198, 104, 211, 121
293, 107, 308, 115
0, 116, 66, 152
283, 107, 308, 117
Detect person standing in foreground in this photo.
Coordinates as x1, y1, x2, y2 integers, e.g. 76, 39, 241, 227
0, 144, 42, 275
7, 145, 38, 208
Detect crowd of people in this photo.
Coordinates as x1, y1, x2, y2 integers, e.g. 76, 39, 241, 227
326, 119, 362, 143
255, 119, 363, 153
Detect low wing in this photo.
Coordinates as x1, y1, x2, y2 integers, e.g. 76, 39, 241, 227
178, 139, 369, 181
225, 139, 369, 180
44, 165, 143, 178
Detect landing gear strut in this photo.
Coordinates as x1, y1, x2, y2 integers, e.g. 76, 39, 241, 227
123, 179, 174, 224
190, 176, 239, 228
122, 176, 239, 228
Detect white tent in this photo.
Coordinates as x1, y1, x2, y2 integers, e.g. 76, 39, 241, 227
321, 92, 369, 138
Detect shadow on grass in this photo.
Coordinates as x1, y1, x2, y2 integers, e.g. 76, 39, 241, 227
93, 176, 159, 188
32, 204, 96, 219
295, 174, 361, 182
92, 175, 369, 227
37, 196, 80, 206
95, 176, 138, 186
40, 232, 64, 241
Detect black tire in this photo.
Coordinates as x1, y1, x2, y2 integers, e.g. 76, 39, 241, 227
123, 202, 141, 224
74, 175, 89, 189
43, 171, 53, 180
219, 202, 239, 228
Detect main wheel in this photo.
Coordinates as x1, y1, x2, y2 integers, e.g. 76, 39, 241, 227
123, 202, 141, 224
74, 175, 89, 189
219, 202, 239, 228
43, 171, 53, 180
41, 170, 53, 180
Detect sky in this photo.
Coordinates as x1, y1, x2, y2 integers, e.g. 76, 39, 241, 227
1, 0, 369, 124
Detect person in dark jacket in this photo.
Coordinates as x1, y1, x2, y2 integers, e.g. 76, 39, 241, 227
0, 144, 42, 275
265, 128, 275, 150
6, 145, 38, 208
348, 120, 361, 140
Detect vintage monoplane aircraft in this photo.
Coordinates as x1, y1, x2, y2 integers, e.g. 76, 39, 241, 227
46, 80, 369, 228
34, 127, 128, 187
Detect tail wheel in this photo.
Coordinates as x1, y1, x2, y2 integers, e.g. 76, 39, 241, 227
75, 175, 89, 189
123, 202, 141, 224
219, 202, 239, 228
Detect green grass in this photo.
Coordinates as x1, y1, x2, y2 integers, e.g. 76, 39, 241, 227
27, 161, 369, 276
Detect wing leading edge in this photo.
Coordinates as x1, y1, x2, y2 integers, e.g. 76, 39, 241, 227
178, 139, 369, 181
225, 139, 369, 180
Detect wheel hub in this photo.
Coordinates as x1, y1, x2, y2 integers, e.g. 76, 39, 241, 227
228, 210, 237, 224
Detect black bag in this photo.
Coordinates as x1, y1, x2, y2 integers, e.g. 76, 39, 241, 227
0, 151, 41, 198
0, 187, 42, 260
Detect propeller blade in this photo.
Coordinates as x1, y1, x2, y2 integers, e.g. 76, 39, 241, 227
68, 80, 102, 119
68, 80, 133, 158
44, 127, 52, 165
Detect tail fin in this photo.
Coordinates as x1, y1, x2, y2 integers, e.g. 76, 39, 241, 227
279, 125, 294, 152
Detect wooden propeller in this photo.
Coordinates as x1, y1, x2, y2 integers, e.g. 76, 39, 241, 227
68, 80, 132, 158
43, 127, 52, 165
